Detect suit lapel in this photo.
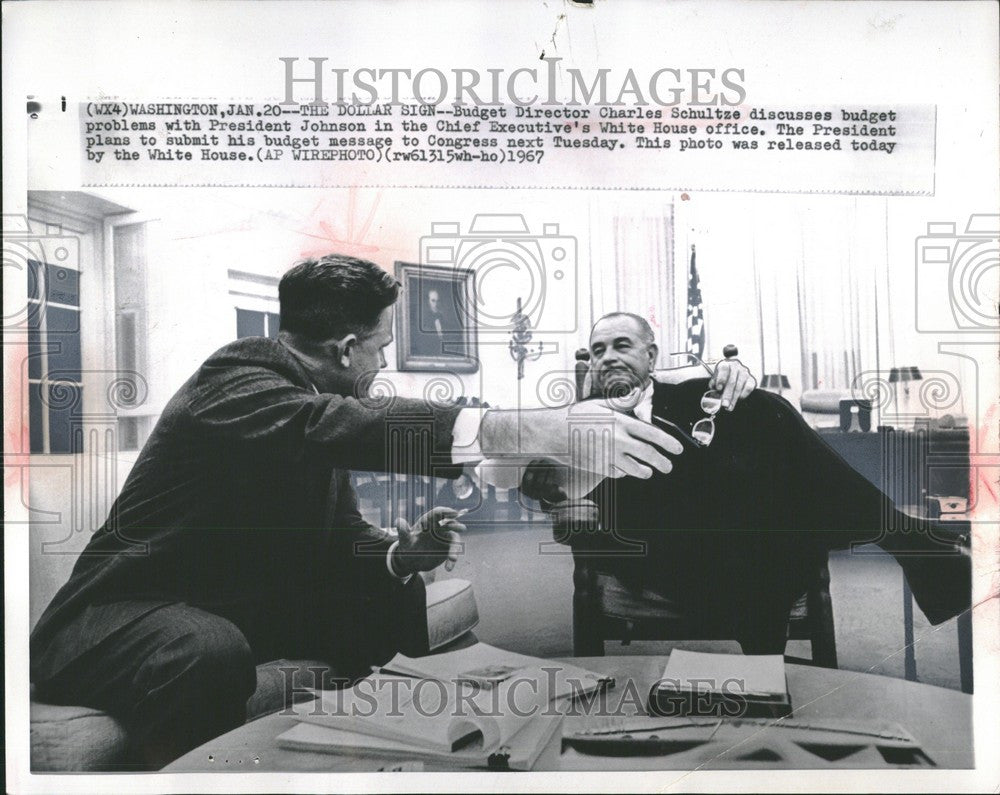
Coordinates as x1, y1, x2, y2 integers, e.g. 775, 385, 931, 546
652, 380, 673, 420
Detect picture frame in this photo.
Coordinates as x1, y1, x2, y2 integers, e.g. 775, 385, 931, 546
394, 261, 479, 372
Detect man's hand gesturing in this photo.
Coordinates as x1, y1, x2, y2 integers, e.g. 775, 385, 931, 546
480, 403, 682, 481
390, 507, 466, 577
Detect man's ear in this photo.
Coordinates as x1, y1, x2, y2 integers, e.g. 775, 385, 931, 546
331, 334, 358, 369
647, 342, 659, 371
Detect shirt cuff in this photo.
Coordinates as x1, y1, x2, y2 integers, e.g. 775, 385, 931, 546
473, 460, 527, 490
385, 540, 413, 584
451, 407, 485, 463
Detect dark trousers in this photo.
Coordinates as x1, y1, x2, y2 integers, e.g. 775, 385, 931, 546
32, 578, 431, 769
33, 603, 259, 770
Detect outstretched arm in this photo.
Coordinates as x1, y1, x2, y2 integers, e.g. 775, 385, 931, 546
188, 348, 682, 480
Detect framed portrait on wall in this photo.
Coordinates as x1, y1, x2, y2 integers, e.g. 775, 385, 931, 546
395, 261, 479, 372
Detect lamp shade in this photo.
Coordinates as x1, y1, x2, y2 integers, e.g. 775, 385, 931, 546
761, 374, 791, 390
889, 366, 923, 383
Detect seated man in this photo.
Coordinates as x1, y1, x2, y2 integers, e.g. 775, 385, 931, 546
30, 256, 683, 769
520, 312, 971, 654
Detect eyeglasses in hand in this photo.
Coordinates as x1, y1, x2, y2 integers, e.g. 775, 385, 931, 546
653, 388, 723, 448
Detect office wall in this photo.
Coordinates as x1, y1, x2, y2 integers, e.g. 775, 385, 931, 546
56, 184, 974, 417
27, 185, 987, 628
101, 187, 619, 412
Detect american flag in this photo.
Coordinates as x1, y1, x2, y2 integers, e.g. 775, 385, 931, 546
686, 244, 705, 359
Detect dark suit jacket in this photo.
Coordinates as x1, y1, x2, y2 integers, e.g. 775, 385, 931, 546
584, 378, 912, 629
31, 337, 463, 681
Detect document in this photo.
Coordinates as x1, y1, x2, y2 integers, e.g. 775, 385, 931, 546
4, 1, 997, 793
384, 642, 613, 701
296, 672, 544, 753
659, 650, 787, 698
280, 662, 567, 769
279, 710, 562, 771
650, 649, 791, 718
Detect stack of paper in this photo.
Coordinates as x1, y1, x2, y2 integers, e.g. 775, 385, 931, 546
383, 642, 614, 702
276, 642, 610, 770
648, 649, 792, 719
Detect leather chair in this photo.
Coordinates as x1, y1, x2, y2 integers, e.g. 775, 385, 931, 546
538, 350, 838, 665
547, 499, 839, 666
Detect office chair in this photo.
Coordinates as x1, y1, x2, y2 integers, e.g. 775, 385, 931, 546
538, 345, 838, 666
548, 500, 838, 666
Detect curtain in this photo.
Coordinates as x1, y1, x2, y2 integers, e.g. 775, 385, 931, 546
792, 198, 879, 393
587, 199, 680, 358
734, 197, 883, 414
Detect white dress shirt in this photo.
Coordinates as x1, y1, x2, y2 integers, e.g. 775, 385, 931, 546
632, 380, 656, 424
467, 379, 659, 501
334, 380, 657, 578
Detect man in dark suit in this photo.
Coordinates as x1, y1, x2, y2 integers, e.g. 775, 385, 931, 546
30, 257, 682, 768
413, 288, 447, 356
522, 312, 971, 653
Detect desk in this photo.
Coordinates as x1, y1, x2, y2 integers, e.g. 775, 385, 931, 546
817, 427, 970, 507
165, 655, 972, 772
820, 428, 973, 693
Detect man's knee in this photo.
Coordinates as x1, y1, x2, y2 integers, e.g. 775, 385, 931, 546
191, 623, 255, 692
117, 613, 256, 768
139, 612, 256, 700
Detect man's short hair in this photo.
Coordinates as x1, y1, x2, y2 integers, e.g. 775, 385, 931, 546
279, 254, 400, 339
593, 312, 656, 345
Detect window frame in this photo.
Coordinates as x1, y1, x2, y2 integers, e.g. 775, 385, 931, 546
230, 269, 280, 339
25, 222, 86, 455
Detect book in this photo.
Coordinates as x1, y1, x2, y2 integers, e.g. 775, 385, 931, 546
294, 672, 547, 753
279, 706, 563, 771
280, 643, 603, 769
382, 642, 614, 703
648, 649, 792, 719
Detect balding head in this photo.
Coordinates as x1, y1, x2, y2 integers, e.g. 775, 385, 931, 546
588, 312, 658, 394
592, 312, 655, 345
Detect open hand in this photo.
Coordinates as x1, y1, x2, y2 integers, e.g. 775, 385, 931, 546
390, 507, 466, 577
483, 404, 682, 481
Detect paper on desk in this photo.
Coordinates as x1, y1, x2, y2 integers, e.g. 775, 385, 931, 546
385, 642, 611, 701
659, 649, 787, 696
280, 709, 563, 771
299, 672, 540, 753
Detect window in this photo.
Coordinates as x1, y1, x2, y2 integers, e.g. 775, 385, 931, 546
113, 223, 152, 451
117, 415, 152, 451
230, 269, 280, 339
27, 259, 84, 453
24, 193, 137, 456
114, 224, 147, 375
236, 308, 280, 339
